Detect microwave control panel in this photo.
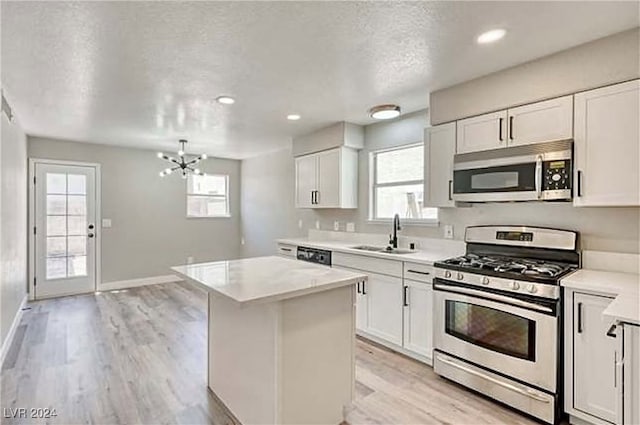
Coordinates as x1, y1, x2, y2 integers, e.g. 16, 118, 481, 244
543, 160, 571, 190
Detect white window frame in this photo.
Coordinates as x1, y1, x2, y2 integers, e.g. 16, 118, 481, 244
369, 143, 438, 226
186, 174, 230, 218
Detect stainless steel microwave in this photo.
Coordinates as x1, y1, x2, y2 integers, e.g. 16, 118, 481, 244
452, 140, 572, 202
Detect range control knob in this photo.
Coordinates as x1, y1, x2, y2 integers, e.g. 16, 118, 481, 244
511, 281, 520, 290
528, 284, 538, 294
456, 272, 464, 281
481, 277, 490, 285
444, 271, 452, 278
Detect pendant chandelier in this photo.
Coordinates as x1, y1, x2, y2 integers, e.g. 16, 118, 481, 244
157, 139, 207, 178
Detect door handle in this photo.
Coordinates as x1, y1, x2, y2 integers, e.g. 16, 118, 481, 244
498, 118, 503, 142
577, 302, 583, 333
88, 233, 95, 238
88, 224, 95, 230
403, 285, 409, 307
448, 180, 453, 201
509, 116, 514, 140
535, 155, 543, 199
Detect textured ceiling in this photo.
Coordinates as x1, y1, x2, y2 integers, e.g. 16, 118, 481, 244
2, 1, 638, 159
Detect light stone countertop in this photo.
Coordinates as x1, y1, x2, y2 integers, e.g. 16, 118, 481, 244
561, 269, 640, 325
172, 256, 367, 305
277, 237, 464, 265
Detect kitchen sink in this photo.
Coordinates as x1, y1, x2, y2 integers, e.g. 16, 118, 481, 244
350, 245, 415, 255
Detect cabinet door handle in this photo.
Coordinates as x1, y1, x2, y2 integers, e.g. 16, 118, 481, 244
403, 285, 409, 307
606, 323, 617, 338
577, 302, 583, 333
576, 170, 583, 197
509, 116, 514, 140
315, 191, 319, 205
498, 118, 504, 141
362, 281, 366, 295
280, 247, 292, 252
311, 191, 315, 205
448, 180, 453, 201
356, 281, 361, 294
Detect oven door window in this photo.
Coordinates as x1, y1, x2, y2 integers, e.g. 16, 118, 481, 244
454, 163, 536, 193
445, 300, 536, 361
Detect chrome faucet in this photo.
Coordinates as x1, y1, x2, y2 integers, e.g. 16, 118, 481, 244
389, 214, 401, 249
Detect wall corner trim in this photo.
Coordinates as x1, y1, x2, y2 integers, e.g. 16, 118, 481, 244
98, 274, 182, 291
0, 295, 28, 368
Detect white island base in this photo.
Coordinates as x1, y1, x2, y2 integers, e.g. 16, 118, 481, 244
172, 256, 366, 425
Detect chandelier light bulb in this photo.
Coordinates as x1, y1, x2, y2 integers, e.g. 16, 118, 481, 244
201, 153, 208, 159
164, 168, 172, 174
159, 171, 166, 177
157, 152, 164, 158
178, 150, 185, 156
157, 139, 207, 179
194, 169, 201, 175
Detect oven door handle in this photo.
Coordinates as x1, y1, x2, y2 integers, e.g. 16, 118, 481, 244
535, 155, 543, 199
433, 282, 553, 314
436, 354, 551, 403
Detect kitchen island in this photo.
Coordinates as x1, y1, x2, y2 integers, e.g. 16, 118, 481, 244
172, 256, 367, 425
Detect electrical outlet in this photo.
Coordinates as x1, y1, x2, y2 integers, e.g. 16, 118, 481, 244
240, 237, 245, 245
102, 218, 112, 228
346, 222, 355, 232
315, 220, 320, 230
298, 219, 303, 229
333, 221, 340, 231
444, 225, 454, 239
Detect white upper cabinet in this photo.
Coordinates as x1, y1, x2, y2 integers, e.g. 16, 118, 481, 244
424, 123, 456, 208
456, 95, 574, 154
456, 110, 507, 154
294, 147, 358, 209
573, 80, 640, 207
507, 95, 573, 147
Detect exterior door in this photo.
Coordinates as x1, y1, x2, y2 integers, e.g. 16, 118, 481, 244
573, 292, 618, 423
34, 163, 97, 299
295, 154, 317, 208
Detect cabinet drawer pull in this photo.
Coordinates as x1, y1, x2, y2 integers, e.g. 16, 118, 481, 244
280, 247, 292, 252
407, 269, 430, 276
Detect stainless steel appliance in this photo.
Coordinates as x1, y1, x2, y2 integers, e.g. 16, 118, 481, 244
296, 246, 332, 266
433, 225, 580, 424
453, 140, 572, 202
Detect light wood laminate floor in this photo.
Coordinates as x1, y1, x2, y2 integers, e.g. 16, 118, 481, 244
1, 283, 539, 425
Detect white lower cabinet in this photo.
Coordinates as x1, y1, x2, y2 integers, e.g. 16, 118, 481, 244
623, 324, 640, 425
402, 279, 433, 360
365, 272, 403, 346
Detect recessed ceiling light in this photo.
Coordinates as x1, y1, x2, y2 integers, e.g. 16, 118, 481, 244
287, 114, 301, 121
216, 96, 235, 105
369, 104, 401, 120
477, 28, 506, 44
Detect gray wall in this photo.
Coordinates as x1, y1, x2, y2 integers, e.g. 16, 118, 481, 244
240, 110, 640, 256
430, 27, 640, 124
1, 110, 28, 348
29, 137, 242, 283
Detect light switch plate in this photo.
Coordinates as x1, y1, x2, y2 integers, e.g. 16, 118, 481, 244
102, 218, 112, 228
298, 219, 303, 229
333, 221, 340, 231
346, 222, 355, 232
315, 220, 320, 230
444, 224, 454, 239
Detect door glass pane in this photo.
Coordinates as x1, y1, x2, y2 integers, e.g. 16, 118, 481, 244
46, 216, 67, 236
46, 237, 66, 257
46, 173, 66, 194
376, 146, 423, 184
67, 216, 86, 236
46, 195, 67, 215
46, 258, 66, 279
67, 195, 87, 215
67, 174, 86, 194
445, 300, 536, 361
67, 236, 86, 256
67, 256, 87, 277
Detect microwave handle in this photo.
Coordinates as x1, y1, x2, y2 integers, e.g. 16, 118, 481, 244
535, 155, 543, 199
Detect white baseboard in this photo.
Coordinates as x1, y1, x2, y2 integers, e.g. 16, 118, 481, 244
98, 274, 182, 292
1, 294, 28, 368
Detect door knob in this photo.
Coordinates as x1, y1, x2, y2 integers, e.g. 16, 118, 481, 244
88, 233, 95, 238
88, 224, 94, 230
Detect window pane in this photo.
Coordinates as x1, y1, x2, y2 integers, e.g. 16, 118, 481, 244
47, 173, 66, 194
67, 236, 86, 256
47, 258, 66, 279
187, 196, 227, 217
47, 216, 66, 236
67, 195, 87, 215
188, 175, 227, 195
47, 195, 66, 215
375, 184, 437, 220
376, 146, 424, 184
67, 174, 86, 194
67, 256, 87, 277
46, 237, 66, 258
67, 216, 86, 236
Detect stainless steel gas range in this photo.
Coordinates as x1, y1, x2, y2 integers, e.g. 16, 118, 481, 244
432, 225, 580, 425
